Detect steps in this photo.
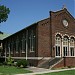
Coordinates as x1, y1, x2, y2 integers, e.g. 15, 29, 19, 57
49, 58, 61, 67
38, 59, 51, 69
38, 58, 62, 69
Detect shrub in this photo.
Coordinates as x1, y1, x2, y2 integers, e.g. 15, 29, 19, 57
3, 62, 7, 65
16, 60, 21, 67
7, 56, 14, 66
16, 60, 28, 68
22, 60, 28, 68
0, 58, 5, 63
0, 63, 2, 66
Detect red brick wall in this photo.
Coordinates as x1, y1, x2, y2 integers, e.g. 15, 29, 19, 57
50, 9, 75, 57
52, 58, 64, 68
53, 57, 75, 68
64, 57, 75, 67
37, 18, 51, 57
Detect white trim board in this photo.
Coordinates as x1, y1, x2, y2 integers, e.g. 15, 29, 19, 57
5, 57, 51, 60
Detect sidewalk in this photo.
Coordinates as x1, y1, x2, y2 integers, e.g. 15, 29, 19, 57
16, 67, 75, 75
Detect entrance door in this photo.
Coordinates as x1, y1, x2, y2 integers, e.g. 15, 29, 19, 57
55, 46, 61, 57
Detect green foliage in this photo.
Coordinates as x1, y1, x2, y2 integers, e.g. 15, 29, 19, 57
16, 60, 28, 68
0, 5, 10, 23
3, 62, 7, 65
16, 60, 21, 67
0, 58, 5, 63
0, 63, 2, 66
7, 56, 14, 66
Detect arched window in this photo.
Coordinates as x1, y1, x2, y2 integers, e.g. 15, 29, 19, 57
63, 36, 68, 56
70, 37, 74, 56
55, 34, 61, 57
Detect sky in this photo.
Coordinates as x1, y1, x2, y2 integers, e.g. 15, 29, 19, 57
0, 0, 75, 34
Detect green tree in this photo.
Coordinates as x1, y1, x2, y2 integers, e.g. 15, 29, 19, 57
0, 5, 10, 23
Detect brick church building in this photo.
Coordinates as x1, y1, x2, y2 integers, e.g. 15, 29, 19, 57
0, 7, 75, 69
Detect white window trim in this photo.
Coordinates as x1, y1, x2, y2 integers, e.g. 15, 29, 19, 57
69, 38, 75, 56
16, 51, 18, 53
22, 50, 25, 53
62, 37, 68, 57
70, 47, 74, 56
11, 51, 13, 54
55, 36, 61, 57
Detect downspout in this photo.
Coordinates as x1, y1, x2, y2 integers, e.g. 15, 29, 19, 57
26, 29, 28, 60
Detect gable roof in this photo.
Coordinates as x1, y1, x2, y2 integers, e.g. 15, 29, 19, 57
50, 8, 75, 21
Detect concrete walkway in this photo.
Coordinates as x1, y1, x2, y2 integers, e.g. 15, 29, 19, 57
15, 67, 75, 75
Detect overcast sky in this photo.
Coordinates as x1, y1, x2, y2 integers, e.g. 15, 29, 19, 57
0, 0, 75, 34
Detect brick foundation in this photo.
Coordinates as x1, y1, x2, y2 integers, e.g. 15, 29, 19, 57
53, 57, 75, 68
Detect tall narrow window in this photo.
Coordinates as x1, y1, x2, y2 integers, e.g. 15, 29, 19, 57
13, 40, 16, 53
7, 43, 11, 56
6, 42, 8, 54
22, 34, 26, 53
29, 30, 35, 52
16, 37, 19, 53
70, 38, 74, 56
55, 35, 61, 57
63, 36, 68, 56
11, 40, 13, 54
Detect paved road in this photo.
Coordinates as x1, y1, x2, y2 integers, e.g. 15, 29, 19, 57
16, 67, 75, 75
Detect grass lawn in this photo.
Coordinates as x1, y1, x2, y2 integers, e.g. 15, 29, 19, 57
37, 70, 75, 75
0, 66, 32, 75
